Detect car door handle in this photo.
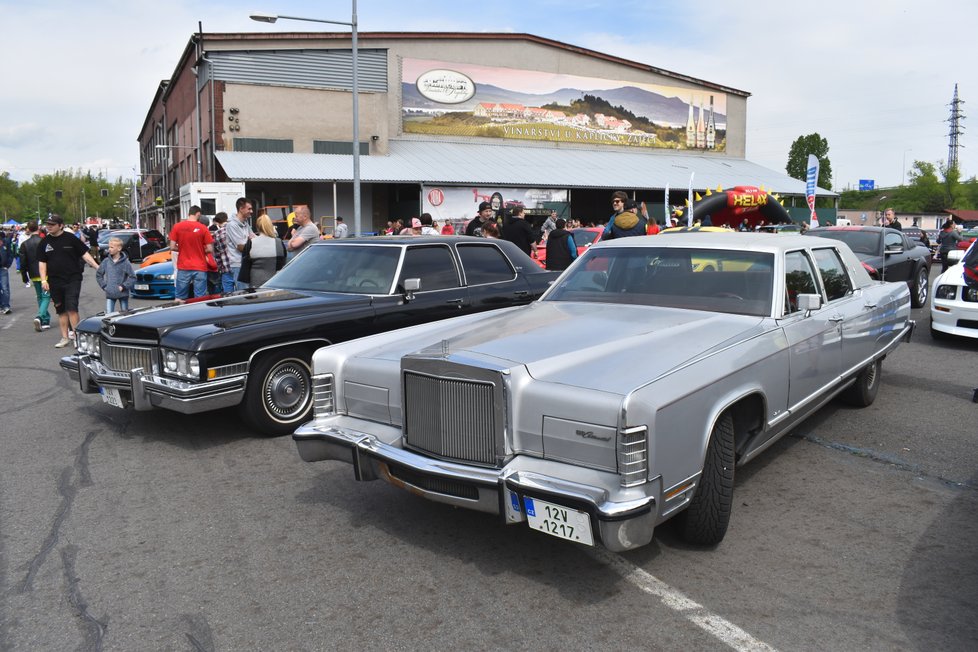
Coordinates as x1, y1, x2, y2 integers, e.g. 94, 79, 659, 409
863, 302, 877, 309
445, 298, 464, 305
513, 290, 529, 297
829, 315, 845, 323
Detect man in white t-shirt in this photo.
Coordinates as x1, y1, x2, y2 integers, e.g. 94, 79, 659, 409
334, 216, 349, 239
288, 206, 321, 255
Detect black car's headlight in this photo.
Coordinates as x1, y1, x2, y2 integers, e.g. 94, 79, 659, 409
162, 348, 201, 379
76, 332, 101, 357
935, 285, 957, 300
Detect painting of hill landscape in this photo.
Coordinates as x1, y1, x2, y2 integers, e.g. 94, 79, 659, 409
401, 57, 727, 151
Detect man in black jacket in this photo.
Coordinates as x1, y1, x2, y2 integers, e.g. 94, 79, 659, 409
545, 218, 578, 271
501, 205, 538, 258
18, 221, 53, 331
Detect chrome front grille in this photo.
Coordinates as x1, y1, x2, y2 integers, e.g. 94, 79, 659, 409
312, 374, 335, 417
101, 343, 155, 373
403, 371, 499, 466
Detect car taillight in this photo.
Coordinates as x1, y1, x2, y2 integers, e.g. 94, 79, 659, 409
862, 262, 879, 279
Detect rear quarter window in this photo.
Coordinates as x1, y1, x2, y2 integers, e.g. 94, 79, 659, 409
457, 243, 517, 285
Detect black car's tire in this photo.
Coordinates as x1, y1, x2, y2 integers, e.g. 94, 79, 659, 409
840, 359, 881, 407
243, 352, 313, 436
910, 266, 929, 308
678, 412, 735, 546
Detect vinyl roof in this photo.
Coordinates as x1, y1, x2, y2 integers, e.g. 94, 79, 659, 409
216, 140, 834, 196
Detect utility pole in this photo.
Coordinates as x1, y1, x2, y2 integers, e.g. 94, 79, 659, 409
947, 83, 966, 172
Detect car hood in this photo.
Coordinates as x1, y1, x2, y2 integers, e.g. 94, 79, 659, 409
403, 301, 769, 396
102, 289, 373, 334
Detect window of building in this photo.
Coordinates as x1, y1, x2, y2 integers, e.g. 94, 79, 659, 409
233, 138, 294, 153
314, 140, 369, 155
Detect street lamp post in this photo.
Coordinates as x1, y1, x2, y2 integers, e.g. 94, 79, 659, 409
35, 194, 41, 222
251, 5, 361, 236
902, 149, 912, 186
155, 144, 199, 182
876, 195, 888, 225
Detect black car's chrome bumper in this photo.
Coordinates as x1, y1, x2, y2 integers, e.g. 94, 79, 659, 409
294, 418, 657, 552
60, 354, 246, 413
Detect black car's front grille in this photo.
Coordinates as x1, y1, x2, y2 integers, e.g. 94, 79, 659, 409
101, 343, 155, 373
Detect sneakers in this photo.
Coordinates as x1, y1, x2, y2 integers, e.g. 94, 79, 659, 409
1, 308, 10, 314
41, 324, 51, 330
33, 318, 42, 332
55, 337, 71, 348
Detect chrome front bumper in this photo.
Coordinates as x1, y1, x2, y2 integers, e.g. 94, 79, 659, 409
294, 417, 658, 552
60, 354, 247, 414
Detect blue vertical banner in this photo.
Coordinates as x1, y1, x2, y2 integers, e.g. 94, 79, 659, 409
806, 154, 819, 227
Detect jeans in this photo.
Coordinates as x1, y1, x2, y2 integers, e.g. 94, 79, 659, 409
219, 272, 236, 294
175, 269, 208, 300
32, 281, 52, 325
0, 267, 9, 309
106, 297, 129, 313
230, 266, 247, 291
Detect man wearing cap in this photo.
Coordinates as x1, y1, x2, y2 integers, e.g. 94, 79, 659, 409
465, 201, 495, 237
37, 214, 99, 348
603, 192, 647, 240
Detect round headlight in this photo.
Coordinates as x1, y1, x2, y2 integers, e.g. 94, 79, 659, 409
188, 355, 200, 377
164, 350, 178, 372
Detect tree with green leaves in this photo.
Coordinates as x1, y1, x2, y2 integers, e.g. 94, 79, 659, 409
786, 133, 833, 191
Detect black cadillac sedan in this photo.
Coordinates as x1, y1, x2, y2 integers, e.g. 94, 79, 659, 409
807, 225, 932, 308
61, 237, 559, 435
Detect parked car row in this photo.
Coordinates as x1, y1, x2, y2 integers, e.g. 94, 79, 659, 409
61, 232, 916, 553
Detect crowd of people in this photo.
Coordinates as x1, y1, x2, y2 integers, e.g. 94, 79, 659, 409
3, 192, 973, 347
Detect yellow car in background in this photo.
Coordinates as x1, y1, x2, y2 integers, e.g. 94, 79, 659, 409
659, 226, 757, 272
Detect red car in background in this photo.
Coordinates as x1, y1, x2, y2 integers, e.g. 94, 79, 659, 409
535, 226, 604, 269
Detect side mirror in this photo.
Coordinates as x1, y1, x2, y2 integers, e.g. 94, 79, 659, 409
885, 244, 903, 255
797, 293, 823, 315
402, 277, 421, 301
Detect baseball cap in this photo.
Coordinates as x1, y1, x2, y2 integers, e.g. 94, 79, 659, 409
478, 201, 492, 212
46, 214, 64, 225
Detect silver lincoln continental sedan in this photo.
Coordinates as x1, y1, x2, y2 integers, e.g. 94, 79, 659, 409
293, 233, 915, 552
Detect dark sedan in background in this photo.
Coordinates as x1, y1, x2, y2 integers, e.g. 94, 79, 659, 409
97, 228, 167, 263
808, 226, 932, 307
62, 237, 559, 435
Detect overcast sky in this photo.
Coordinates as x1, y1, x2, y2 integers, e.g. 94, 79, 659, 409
1, 0, 973, 192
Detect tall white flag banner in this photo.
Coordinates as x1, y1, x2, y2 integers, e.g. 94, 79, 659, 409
687, 173, 695, 227
806, 154, 819, 227
663, 183, 670, 227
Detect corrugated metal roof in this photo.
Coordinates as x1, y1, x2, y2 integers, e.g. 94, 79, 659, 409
215, 140, 833, 196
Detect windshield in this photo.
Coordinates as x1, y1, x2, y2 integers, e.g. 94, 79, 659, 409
544, 247, 775, 316
265, 244, 402, 293
572, 229, 601, 247
808, 230, 880, 256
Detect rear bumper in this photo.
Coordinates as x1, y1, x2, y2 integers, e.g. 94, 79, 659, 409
294, 417, 657, 552
60, 354, 246, 413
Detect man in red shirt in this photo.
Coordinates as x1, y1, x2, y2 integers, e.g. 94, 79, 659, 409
168, 205, 214, 300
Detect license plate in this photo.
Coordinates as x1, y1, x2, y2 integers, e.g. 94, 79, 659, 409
99, 387, 125, 409
135, 284, 149, 291
523, 497, 594, 546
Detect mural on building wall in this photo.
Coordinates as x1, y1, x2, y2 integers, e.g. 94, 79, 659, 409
402, 57, 727, 151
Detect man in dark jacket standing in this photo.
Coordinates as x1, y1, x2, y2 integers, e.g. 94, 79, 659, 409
545, 218, 577, 271
501, 205, 538, 258
19, 221, 53, 330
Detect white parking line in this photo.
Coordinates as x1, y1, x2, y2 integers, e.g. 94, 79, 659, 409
593, 548, 779, 652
